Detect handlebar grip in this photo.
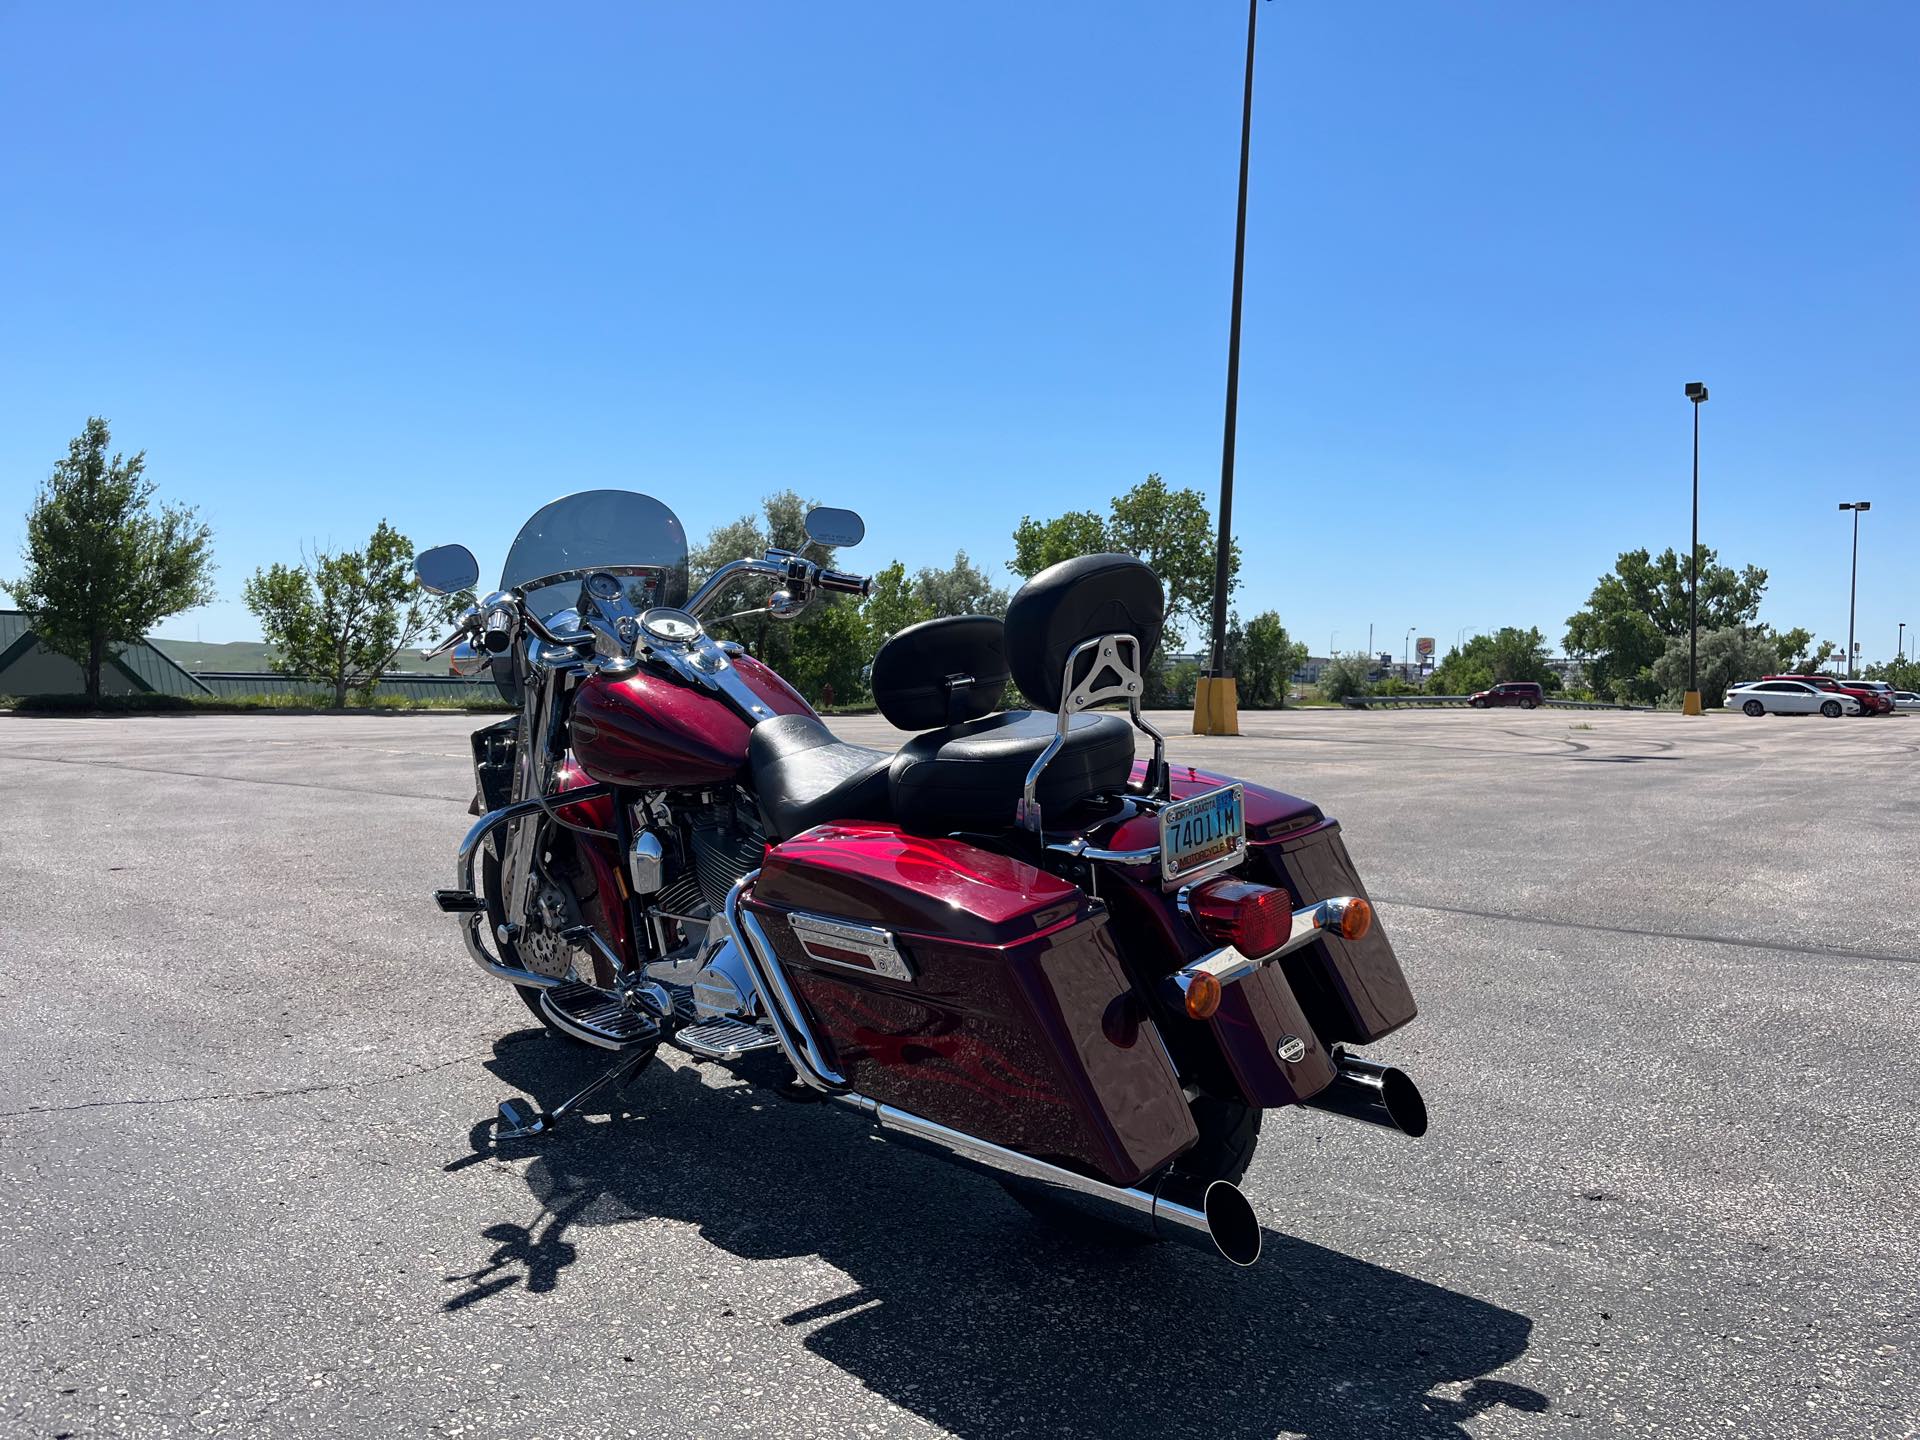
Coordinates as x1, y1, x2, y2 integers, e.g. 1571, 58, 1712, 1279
817, 568, 871, 598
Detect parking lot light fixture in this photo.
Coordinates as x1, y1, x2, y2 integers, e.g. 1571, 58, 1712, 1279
1683, 382, 1709, 715
1839, 501, 1871, 679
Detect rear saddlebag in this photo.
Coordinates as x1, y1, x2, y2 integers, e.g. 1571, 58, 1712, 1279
744, 822, 1198, 1187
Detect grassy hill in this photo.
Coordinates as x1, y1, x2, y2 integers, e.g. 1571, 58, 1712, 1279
151, 638, 445, 674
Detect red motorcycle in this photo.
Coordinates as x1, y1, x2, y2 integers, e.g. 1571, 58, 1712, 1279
416, 489, 1426, 1267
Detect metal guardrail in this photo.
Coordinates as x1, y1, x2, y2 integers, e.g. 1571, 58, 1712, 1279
1340, 694, 1654, 712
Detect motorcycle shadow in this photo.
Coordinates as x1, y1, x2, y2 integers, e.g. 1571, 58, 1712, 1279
451, 1033, 1547, 1440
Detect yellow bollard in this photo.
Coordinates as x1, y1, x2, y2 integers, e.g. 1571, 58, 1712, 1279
1192, 675, 1241, 735
1682, 690, 1703, 716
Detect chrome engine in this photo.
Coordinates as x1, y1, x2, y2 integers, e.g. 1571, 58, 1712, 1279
636, 790, 767, 1023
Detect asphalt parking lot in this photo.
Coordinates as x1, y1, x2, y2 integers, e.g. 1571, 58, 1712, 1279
2, 708, 1915, 1439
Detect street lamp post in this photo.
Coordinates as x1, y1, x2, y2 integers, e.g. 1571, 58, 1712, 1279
1196, 0, 1262, 738
1839, 501, 1871, 678
1899, 621, 1906, 662
1405, 626, 1416, 674
1683, 382, 1708, 714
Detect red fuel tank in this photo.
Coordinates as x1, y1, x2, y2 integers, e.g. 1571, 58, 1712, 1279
568, 656, 814, 789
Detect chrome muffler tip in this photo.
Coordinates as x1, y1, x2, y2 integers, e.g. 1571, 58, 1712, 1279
1303, 1050, 1430, 1139
1199, 1180, 1262, 1267
1149, 1176, 1262, 1267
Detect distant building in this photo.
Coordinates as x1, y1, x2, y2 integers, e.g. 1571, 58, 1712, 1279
0, 611, 213, 698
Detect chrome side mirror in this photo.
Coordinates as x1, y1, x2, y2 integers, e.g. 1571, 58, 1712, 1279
803, 507, 865, 548
414, 544, 480, 596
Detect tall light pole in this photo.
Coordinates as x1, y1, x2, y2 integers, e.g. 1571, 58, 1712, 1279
1196, 0, 1261, 737
1839, 501, 1871, 678
1405, 626, 1416, 673
1899, 621, 1906, 662
1683, 382, 1708, 714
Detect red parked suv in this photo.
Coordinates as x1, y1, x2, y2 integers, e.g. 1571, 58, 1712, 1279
1468, 682, 1544, 709
1759, 675, 1892, 715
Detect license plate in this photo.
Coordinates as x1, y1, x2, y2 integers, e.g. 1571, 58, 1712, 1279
1159, 783, 1246, 888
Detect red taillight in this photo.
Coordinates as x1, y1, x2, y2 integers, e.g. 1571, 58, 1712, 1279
1187, 878, 1294, 958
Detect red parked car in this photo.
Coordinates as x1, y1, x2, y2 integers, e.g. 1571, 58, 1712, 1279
1759, 675, 1891, 715
1468, 681, 1544, 709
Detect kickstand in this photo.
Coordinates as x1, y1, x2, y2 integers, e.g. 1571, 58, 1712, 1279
494, 1046, 655, 1141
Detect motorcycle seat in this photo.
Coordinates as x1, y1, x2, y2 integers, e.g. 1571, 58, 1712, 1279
888, 709, 1135, 832
749, 713, 896, 841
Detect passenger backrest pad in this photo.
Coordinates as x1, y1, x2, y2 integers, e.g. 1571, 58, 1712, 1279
1004, 553, 1165, 712
870, 615, 1011, 731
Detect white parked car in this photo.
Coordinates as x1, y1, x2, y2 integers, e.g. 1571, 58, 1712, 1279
1723, 679, 1861, 717
1893, 690, 1920, 712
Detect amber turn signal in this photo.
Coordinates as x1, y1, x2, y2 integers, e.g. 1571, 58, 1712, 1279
1183, 971, 1223, 1020
1336, 897, 1374, 942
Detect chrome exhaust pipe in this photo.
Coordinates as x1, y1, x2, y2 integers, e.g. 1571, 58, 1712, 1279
832, 1094, 1262, 1267
1303, 1050, 1429, 1138
725, 872, 1261, 1265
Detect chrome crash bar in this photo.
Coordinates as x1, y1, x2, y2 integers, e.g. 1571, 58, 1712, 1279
443, 787, 615, 990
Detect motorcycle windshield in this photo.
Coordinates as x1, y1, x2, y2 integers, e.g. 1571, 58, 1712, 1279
500, 489, 692, 620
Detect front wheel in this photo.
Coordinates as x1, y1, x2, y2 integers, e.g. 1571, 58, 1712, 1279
1743, 700, 1765, 717
1469, 698, 1486, 709
481, 840, 599, 1047
1821, 700, 1843, 718
1001, 1096, 1261, 1248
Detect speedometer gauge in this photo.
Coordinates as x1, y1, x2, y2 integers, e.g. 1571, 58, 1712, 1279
639, 607, 703, 647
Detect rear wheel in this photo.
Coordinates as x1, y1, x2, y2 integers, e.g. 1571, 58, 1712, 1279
1743, 700, 1765, 717
1001, 1095, 1261, 1249
1519, 698, 1538, 710
1821, 700, 1843, 718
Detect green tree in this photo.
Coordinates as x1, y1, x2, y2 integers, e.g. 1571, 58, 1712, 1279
1009, 509, 1109, 577
1565, 546, 1769, 703
860, 550, 1010, 660
690, 490, 884, 705
1008, 474, 1239, 654
1430, 626, 1560, 696
1238, 611, 1308, 708
1316, 653, 1375, 704
783, 596, 869, 708
1650, 626, 1781, 706
243, 520, 455, 706
5, 418, 215, 705
691, 490, 840, 674
1865, 656, 1920, 691
915, 550, 1009, 619
860, 560, 931, 653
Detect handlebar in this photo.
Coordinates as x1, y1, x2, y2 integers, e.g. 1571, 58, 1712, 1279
816, 567, 873, 598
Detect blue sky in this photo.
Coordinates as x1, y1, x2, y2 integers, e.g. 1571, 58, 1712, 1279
3, 3, 1914, 661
